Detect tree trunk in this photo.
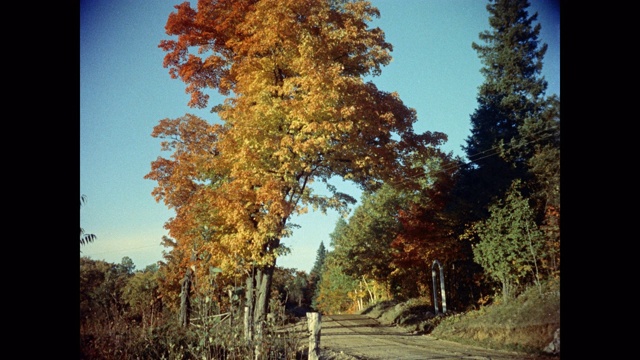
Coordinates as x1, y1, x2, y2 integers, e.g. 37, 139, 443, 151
245, 270, 255, 341
244, 263, 275, 359
244, 264, 275, 335
253, 264, 274, 339
179, 268, 193, 327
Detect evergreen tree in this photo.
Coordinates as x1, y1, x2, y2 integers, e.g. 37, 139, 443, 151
451, 0, 553, 228
309, 241, 328, 309
310, 241, 327, 280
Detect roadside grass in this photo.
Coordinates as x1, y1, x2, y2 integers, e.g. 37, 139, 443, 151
358, 278, 560, 357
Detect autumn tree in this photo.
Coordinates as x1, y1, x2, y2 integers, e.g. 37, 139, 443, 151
148, 0, 446, 341
388, 155, 489, 308
155, 235, 191, 316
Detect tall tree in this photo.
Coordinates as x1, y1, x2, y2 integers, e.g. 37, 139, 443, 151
310, 241, 327, 280
309, 241, 327, 308
149, 0, 446, 342
389, 155, 486, 307
330, 183, 405, 294
452, 0, 553, 228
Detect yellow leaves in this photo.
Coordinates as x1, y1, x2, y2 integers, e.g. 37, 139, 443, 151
340, 106, 356, 119
153, 0, 444, 284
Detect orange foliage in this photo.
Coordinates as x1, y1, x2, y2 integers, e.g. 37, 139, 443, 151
390, 159, 465, 293
149, 0, 448, 297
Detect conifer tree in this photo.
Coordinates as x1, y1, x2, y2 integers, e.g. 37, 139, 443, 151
309, 241, 327, 309
452, 0, 554, 228
313, 253, 357, 314
310, 241, 327, 282
443, 0, 559, 303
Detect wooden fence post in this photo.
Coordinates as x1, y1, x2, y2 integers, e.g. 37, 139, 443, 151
307, 312, 321, 360
244, 306, 250, 341
432, 259, 447, 315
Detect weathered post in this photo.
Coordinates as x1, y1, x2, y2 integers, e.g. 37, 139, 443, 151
307, 312, 321, 360
432, 260, 447, 315
179, 268, 192, 327
244, 306, 251, 341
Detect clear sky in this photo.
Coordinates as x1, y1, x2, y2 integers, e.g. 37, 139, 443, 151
80, 0, 560, 273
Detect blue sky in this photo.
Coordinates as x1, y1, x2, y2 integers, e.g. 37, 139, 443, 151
80, 0, 560, 273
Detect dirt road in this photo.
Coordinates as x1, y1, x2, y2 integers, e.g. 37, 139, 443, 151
316, 314, 554, 360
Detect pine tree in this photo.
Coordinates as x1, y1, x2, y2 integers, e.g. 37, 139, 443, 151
452, 0, 553, 227
310, 241, 327, 279
309, 241, 327, 309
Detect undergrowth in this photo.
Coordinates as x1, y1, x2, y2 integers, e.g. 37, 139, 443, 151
433, 278, 559, 355
359, 278, 560, 357
80, 307, 308, 359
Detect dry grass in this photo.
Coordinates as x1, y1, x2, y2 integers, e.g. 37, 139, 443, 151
431, 278, 560, 355
358, 278, 560, 357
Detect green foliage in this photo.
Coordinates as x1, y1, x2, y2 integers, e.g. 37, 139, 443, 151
472, 0, 548, 131
452, 0, 555, 229
431, 278, 560, 355
80, 256, 133, 325
310, 241, 327, 280
122, 269, 162, 329
309, 241, 328, 309
119, 256, 136, 275
330, 184, 405, 286
519, 96, 560, 277
445, 0, 560, 310
469, 180, 545, 301
314, 254, 358, 314
271, 267, 310, 309
80, 256, 306, 359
